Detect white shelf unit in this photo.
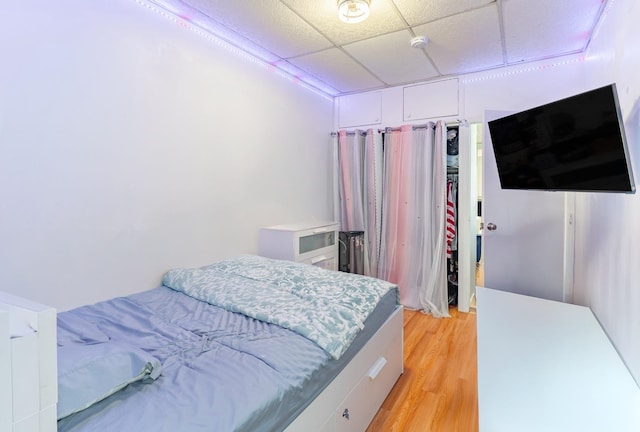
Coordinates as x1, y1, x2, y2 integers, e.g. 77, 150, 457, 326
258, 221, 339, 271
0, 291, 57, 432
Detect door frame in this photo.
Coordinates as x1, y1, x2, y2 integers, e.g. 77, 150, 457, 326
563, 193, 576, 303
456, 122, 476, 313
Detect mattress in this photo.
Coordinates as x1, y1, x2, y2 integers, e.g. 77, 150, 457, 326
56, 285, 398, 432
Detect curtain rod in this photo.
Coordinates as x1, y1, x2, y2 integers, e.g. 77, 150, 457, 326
332, 119, 468, 136
379, 119, 468, 134
382, 123, 433, 133
378, 119, 469, 133
330, 130, 368, 137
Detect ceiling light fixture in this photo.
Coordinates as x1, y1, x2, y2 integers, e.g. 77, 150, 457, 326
338, 0, 370, 24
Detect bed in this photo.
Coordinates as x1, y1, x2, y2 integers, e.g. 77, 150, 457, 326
13, 254, 403, 432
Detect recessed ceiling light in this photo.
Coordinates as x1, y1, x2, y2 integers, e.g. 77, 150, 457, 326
338, 0, 370, 24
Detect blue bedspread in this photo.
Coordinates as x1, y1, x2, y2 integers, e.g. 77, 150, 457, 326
162, 255, 397, 359
57, 256, 399, 432
57, 287, 332, 432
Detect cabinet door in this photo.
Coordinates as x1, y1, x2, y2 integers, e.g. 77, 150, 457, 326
338, 92, 382, 128
403, 79, 458, 121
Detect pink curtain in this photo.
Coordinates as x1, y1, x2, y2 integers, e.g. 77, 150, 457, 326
378, 122, 449, 316
333, 123, 448, 316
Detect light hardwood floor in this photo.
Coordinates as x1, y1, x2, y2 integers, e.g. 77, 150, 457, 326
366, 307, 478, 432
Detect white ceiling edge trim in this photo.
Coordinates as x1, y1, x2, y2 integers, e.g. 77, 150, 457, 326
460, 54, 587, 84
133, 0, 337, 101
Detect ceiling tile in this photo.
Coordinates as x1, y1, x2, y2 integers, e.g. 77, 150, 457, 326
393, 0, 496, 26
288, 48, 385, 94
282, 0, 407, 45
343, 29, 439, 85
146, 0, 607, 96
413, 4, 504, 76
503, 0, 605, 63
178, 0, 333, 58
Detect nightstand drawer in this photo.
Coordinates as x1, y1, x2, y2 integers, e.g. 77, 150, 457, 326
300, 253, 338, 271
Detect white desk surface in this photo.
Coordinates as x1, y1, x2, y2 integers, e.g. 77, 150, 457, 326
477, 287, 640, 432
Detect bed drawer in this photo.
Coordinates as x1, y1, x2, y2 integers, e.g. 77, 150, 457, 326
335, 328, 403, 432
285, 306, 403, 432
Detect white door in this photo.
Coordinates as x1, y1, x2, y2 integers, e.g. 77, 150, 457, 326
482, 111, 569, 302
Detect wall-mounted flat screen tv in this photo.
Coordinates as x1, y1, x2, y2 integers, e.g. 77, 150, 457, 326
487, 84, 635, 193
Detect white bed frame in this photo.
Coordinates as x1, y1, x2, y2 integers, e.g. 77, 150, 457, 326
1, 292, 401, 432
0, 291, 57, 432
286, 305, 404, 432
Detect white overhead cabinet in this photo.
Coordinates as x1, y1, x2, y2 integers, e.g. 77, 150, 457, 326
403, 79, 459, 121
338, 92, 382, 128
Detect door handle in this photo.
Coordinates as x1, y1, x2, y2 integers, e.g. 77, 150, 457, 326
486, 223, 497, 231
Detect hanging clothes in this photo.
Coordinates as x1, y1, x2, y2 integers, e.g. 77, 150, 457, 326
446, 127, 459, 169
446, 179, 456, 258
446, 175, 458, 255
446, 173, 459, 305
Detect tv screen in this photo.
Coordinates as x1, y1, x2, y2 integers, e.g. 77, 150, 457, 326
487, 84, 635, 193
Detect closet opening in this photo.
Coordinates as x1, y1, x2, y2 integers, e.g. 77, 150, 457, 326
446, 125, 460, 306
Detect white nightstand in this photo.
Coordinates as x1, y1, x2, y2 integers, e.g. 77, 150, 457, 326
258, 221, 339, 271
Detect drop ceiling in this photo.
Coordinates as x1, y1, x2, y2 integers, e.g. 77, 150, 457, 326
146, 0, 608, 97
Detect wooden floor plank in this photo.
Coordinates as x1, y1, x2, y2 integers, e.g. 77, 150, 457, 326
367, 307, 478, 432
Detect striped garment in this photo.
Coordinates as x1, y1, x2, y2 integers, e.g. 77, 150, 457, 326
446, 180, 456, 257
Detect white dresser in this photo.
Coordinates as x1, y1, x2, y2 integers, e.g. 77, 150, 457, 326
258, 221, 339, 271
477, 287, 640, 432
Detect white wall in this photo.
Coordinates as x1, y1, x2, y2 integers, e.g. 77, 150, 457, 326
0, 0, 334, 311
571, 0, 640, 384
462, 57, 594, 122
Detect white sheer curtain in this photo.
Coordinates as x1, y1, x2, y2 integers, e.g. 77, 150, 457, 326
378, 122, 448, 316
334, 122, 449, 317
332, 129, 383, 277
